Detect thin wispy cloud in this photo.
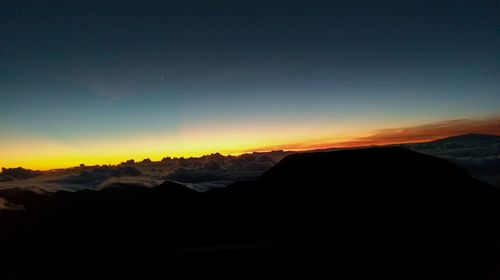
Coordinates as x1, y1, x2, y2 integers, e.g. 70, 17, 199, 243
250, 117, 500, 151
339, 117, 500, 147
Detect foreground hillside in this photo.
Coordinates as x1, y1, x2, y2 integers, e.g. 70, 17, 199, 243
1, 147, 500, 279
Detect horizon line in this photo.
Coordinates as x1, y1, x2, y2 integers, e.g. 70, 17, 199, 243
3, 131, 498, 172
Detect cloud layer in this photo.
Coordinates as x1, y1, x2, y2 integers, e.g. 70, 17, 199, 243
339, 118, 500, 147
251, 117, 500, 151
0, 197, 25, 211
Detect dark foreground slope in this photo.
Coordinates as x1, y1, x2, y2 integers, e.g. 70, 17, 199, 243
1, 147, 500, 279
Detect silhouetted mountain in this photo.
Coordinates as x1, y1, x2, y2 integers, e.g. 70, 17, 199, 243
1, 147, 500, 279
430, 133, 500, 144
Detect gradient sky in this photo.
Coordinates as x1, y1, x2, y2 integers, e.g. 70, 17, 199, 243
1, 0, 500, 169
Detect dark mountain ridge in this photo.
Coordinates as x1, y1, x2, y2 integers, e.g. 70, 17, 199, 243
1, 147, 500, 279
430, 133, 500, 144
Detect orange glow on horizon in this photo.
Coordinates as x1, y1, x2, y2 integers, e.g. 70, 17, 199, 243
1, 117, 499, 171
248, 117, 500, 152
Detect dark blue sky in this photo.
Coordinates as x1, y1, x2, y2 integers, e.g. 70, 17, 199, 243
1, 0, 500, 168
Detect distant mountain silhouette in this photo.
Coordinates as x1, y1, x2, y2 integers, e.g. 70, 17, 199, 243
430, 133, 500, 143
1, 147, 500, 279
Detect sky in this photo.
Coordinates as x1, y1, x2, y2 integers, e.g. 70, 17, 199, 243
1, 0, 500, 169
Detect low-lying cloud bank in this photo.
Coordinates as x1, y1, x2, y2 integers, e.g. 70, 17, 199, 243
166, 153, 278, 183
52, 166, 143, 187
1, 167, 42, 180
0, 197, 25, 211
0, 151, 291, 192
404, 134, 500, 187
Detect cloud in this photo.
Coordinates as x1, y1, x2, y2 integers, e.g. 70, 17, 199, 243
98, 177, 163, 190
0, 152, 285, 193
249, 117, 500, 152
52, 166, 143, 188
1, 167, 42, 179
0, 197, 25, 211
165, 153, 278, 184
338, 118, 500, 147
202, 159, 223, 171
0, 175, 16, 182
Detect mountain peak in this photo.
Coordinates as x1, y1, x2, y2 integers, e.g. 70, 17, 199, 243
431, 133, 500, 143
